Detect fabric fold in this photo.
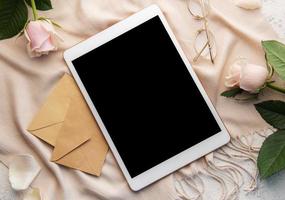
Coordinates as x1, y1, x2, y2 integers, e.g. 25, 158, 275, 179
0, 0, 282, 199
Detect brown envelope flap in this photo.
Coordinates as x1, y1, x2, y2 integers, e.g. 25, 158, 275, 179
53, 135, 109, 176
29, 123, 63, 146
27, 74, 75, 131
50, 86, 96, 161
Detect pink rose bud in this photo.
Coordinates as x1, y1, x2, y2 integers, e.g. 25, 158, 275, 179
24, 20, 62, 58
225, 59, 268, 93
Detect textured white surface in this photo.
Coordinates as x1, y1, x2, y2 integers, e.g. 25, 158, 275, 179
262, 0, 285, 38
239, 171, 285, 200
0, 163, 21, 200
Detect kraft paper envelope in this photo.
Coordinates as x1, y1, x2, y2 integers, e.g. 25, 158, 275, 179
27, 74, 108, 176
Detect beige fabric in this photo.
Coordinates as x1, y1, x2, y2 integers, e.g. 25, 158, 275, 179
0, 0, 281, 199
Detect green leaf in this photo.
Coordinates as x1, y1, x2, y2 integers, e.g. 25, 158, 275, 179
262, 40, 285, 80
258, 130, 285, 178
221, 88, 242, 98
25, 0, 52, 11
255, 100, 285, 129
0, 0, 28, 40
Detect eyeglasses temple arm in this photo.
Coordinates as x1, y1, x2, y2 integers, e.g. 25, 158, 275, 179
203, 20, 214, 64
193, 41, 209, 62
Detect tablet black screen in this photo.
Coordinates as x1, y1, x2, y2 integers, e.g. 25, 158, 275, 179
72, 16, 221, 178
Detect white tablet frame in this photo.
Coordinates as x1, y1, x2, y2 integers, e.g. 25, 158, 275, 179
64, 4, 230, 191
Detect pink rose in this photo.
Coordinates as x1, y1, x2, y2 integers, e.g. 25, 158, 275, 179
24, 20, 61, 57
225, 59, 269, 92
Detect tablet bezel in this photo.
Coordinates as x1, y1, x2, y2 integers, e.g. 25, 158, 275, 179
64, 4, 230, 191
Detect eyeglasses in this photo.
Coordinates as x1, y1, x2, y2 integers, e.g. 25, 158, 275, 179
186, 0, 216, 64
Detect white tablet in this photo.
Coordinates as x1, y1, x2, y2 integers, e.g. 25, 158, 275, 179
64, 4, 230, 191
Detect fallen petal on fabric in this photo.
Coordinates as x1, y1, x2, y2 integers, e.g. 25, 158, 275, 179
234, 0, 262, 10
9, 155, 41, 191
23, 188, 42, 200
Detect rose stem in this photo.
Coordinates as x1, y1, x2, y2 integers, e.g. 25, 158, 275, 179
267, 82, 285, 94
31, 0, 38, 20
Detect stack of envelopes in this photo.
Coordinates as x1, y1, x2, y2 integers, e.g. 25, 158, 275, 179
27, 74, 109, 176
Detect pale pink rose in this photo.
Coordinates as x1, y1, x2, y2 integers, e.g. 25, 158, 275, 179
24, 20, 61, 57
225, 59, 268, 92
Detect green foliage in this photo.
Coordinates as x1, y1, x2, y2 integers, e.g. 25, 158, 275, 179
255, 100, 285, 178
0, 0, 53, 40
25, 0, 52, 11
221, 87, 242, 98
262, 40, 285, 80
257, 130, 285, 178
0, 0, 28, 40
255, 100, 285, 129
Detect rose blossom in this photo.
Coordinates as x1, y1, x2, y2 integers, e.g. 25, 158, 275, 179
225, 59, 269, 93
24, 20, 61, 57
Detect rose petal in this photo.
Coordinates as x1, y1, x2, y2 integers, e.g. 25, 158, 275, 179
37, 37, 57, 52
9, 155, 41, 191
225, 59, 243, 87
25, 20, 61, 58
240, 64, 268, 92
225, 75, 240, 87
26, 22, 50, 51
24, 29, 31, 43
